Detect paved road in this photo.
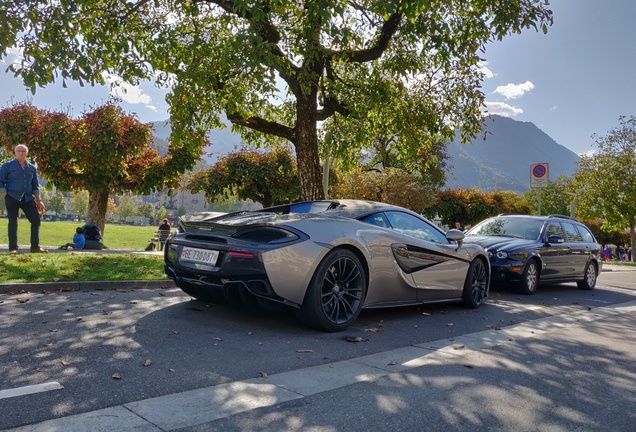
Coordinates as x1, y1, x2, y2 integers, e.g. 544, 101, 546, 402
1, 266, 635, 431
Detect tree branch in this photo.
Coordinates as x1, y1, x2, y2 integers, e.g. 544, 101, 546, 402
226, 112, 296, 143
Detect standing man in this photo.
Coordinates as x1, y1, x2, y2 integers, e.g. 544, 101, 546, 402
0, 144, 48, 253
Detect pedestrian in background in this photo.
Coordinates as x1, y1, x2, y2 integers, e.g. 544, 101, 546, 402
158, 218, 172, 251
0, 144, 47, 253
59, 227, 86, 250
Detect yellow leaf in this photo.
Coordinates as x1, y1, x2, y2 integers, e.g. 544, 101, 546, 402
143, 360, 152, 367
112, 372, 122, 379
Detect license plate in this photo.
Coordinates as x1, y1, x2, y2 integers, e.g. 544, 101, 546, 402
180, 247, 219, 266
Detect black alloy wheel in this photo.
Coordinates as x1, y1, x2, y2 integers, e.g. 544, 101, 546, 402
462, 258, 489, 308
297, 249, 367, 332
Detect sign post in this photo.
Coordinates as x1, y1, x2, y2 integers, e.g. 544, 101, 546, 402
530, 163, 549, 215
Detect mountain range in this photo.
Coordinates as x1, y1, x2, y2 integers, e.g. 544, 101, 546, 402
444, 115, 580, 192
151, 114, 580, 193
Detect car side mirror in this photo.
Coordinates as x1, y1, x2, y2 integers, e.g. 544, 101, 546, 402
446, 229, 465, 250
548, 234, 564, 244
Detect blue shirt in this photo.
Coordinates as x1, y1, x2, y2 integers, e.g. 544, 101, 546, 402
73, 233, 86, 249
0, 158, 40, 202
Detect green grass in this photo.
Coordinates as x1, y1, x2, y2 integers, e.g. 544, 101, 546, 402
0, 219, 159, 249
0, 253, 166, 283
0, 219, 166, 283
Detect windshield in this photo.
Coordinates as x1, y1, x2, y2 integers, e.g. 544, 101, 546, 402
466, 217, 544, 240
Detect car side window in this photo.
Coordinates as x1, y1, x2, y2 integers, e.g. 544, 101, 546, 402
577, 225, 596, 243
384, 211, 447, 243
546, 222, 565, 239
562, 222, 584, 242
360, 213, 390, 228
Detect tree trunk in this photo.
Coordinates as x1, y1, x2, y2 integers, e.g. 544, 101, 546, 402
295, 94, 324, 200
87, 188, 110, 235
630, 215, 635, 263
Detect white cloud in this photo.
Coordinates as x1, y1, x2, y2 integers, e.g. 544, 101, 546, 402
483, 101, 523, 117
477, 61, 494, 79
2, 47, 25, 69
102, 72, 156, 110
493, 81, 534, 100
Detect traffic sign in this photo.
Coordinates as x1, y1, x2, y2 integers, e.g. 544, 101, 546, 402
530, 163, 549, 188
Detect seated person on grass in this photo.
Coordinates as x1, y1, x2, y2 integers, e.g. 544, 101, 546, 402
60, 227, 86, 250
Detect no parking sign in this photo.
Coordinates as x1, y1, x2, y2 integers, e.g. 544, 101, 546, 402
531, 163, 549, 188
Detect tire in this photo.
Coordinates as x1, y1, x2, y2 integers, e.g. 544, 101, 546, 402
519, 259, 540, 295
462, 258, 489, 308
296, 249, 367, 332
577, 262, 597, 290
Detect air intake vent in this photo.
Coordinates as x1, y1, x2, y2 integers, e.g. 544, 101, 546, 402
185, 235, 228, 243
233, 228, 297, 244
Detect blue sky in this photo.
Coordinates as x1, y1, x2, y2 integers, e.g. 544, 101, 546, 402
1, 0, 634, 156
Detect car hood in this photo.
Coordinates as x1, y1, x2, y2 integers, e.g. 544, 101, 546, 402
463, 235, 539, 251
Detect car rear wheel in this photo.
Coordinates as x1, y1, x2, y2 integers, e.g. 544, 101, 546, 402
519, 259, 539, 295
296, 249, 367, 332
462, 258, 488, 308
577, 262, 597, 290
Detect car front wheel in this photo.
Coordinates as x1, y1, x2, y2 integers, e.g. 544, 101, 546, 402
519, 259, 539, 295
296, 249, 367, 332
462, 258, 489, 308
577, 262, 597, 290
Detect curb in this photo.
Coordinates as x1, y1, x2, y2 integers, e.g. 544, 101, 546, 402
0, 279, 176, 295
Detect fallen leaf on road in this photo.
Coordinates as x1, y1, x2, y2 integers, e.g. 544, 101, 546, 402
41, 290, 50, 294
16, 298, 29, 304
61, 360, 70, 366
168, 368, 175, 372
49, 329, 59, 333
258, 372, 268, 378
213, 337, 224, 341
464, 364, 474, 369
76, 317, 82, 321
143, 360, 152, 367
112, 372, 122, 379
296, 349, 313, 353
344, 336, 368, 343
388, 360, 398, 365
447, 322, 453, 326
453, 345, 465, 350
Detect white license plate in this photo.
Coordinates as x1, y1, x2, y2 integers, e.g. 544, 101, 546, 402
180, 247, 219, 266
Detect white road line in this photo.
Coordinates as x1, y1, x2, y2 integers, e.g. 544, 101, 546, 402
0, 382, 64, 400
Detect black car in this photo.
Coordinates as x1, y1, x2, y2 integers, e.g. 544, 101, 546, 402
463, 214, 602, 294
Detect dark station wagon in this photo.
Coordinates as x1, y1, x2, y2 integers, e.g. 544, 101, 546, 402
463, 214, 602, 294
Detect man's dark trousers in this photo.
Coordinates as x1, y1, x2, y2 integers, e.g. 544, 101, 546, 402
5, 195, 41, 250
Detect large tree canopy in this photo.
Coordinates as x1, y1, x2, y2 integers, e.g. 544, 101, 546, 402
2, 1, 552, 200
0, 102, 206, 232
573, 115, 636, 260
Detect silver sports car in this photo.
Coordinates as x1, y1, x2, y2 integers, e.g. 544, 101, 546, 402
164, 200, 490, 331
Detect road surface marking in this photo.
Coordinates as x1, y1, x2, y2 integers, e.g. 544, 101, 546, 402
0, 382, 64, 400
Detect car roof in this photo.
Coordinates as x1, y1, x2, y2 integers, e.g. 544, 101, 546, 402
494, 214, 583, 223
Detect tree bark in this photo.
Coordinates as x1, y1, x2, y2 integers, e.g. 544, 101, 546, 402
87, 189, 109, 235
295, 94, 324, 200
